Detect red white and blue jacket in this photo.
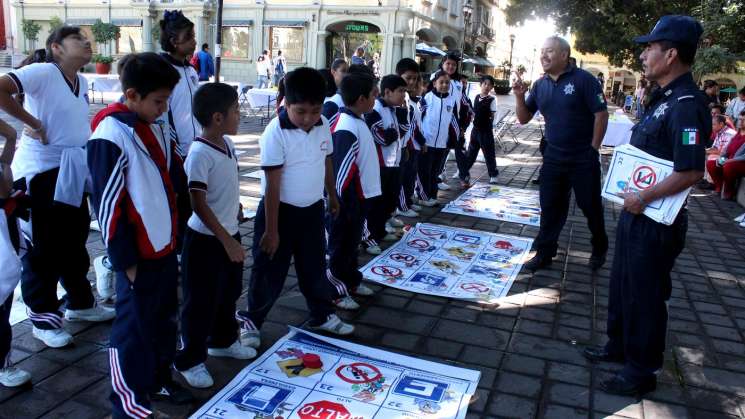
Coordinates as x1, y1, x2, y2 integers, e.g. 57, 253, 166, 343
87, 103, 186, 271
322, 93, 344, 129
365, 98, 404, 167
331, 107, 381, 201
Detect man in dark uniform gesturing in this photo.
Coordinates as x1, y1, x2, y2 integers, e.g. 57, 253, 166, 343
513, 36, 609, 271
584, 15, 709, 396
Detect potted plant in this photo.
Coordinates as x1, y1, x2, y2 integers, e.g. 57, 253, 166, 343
92, 54, 114, 74
90, 19, 119, 74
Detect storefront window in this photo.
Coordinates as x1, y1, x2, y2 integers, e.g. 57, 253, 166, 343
270, 27, 304, 62
222, 26, 250, 59
116, 26, 142, 54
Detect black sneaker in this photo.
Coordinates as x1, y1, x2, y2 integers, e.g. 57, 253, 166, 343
150, 380, 194, 405
600, 373, 656, 397
589, 251, 607, 271
524, 253, 552, 272
531, 177, 541, 185
583, 345, 624, 363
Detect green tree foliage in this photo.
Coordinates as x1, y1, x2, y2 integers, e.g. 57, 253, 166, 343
505, 0, 744, 77
49, 16, 64, 32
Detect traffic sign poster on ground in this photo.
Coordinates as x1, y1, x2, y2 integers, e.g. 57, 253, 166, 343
360, 223, 533, 303
442, 183, 541, 226
190, 328, 480, 419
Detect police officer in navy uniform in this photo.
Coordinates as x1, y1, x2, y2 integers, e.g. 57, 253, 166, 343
513, 36, 609, 272
584, 16, 709, 396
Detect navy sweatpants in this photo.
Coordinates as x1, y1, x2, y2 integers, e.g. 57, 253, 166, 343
398, 149, 419, 211
327, 189, 365, 296
419, 147, 448, 200
605, 210, 687, 381
366, 167, 401, 242
109, 254, 178, 419
239, 199, 335, 331
461, 128, 499, 179
22, 168, 94, 330
174, 228, 242, 371
533, 152, 608, 257
1, 293, 12, 369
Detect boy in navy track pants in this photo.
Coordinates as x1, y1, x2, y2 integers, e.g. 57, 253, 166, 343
326, 71, 382, 310
88, 53, 192, 418
237, 68, 355, 350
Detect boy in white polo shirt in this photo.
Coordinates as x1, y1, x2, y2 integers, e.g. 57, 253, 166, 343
174, 83, 256, 390
238, 68, 354, 349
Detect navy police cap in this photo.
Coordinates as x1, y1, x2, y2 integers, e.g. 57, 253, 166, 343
634, 15, 703, 46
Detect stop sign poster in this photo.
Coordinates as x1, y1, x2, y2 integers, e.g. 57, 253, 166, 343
360, 223, 533, 303
190, 328, 480, 419
601, 144, 690, 225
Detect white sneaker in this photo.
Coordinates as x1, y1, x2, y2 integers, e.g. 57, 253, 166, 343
396, 209, 419, 217
240, 329, 261, 348
451, 172, 461, 179
94, 255, 115, 300
388, 217, 404, 227
0, 367, 31, 387
384, 224, 398, 234
382, 233, 399, 242
353, 284, 375, 296
208, 340, 257, 359
438, 182, 450, 191
178, 363, 213, 389
309, 314, 354, 336
410, 204, 423, 211
366, 245, 382, 255
489, 176, 499, 184
334, 296, 360, 310
32, 327, 73, 348
64, 305, 115, 322
425, 198, 439, 206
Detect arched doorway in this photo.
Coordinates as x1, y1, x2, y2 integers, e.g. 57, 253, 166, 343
326, 21, 382, 69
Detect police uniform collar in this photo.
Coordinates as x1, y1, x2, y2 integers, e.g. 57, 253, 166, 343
339, 107, 363, 120
278, 108, 323, 130
544, 63, 576, 82
659, 72, 695, 94
160, 52, 191, 67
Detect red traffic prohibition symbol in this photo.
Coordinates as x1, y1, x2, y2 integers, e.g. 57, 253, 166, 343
390, 253, 416, 263
371, 266, 403, 278
460, 282, 490, 293
408, 238, 431, 249
632, 165, 657, 190
335, 362, 383, 384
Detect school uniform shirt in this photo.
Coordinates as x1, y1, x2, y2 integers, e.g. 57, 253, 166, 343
7, 63, 90, 205
161, 53, 201, 157
185, 136, 241, 236
322, 93, 345, 128
404, 93, 426, 151
331, 108, 382, 200
87, 103, 184, 271
259, 109, 333, 208
473, 94, 498, 131
365, 98, 402, 167
420, 91, 459, 149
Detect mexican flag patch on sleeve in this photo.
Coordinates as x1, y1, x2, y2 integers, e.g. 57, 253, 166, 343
682, 128, 699, 145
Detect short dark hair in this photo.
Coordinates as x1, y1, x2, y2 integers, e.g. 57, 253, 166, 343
380, 74, 406, 96
340, 72, 376, 107
319, 68, 337, 97
283, 67, 326, 105
159, 10, 194, 53
193, 82, 238, 127
657, 40, 696, 66
710, 103, 725, 112
480, 75, 495, 85
331, 58, 347, 71
443, 53, 461, 64
121, 52, 180, 98
739, 87, 745, 96
395, 58, 419, 76
45, 26, 82, 63
117, 53, 136, 77
202, 43, 209, 51
703, 79, 718, 89
713, 114, 726, 125
277, 50, 283, 56
348, 63, 374, 77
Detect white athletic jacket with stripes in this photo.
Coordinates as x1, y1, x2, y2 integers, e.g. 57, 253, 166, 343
331, 107, 382, 200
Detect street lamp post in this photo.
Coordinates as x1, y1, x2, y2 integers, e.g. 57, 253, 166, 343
508, 34, 516, 73
461, 0, 473, 72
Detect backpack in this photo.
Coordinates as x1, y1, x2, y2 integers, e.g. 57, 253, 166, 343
190, 53, 200, 73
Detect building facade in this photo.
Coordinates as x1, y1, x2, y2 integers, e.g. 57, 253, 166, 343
3, 0, 511, 83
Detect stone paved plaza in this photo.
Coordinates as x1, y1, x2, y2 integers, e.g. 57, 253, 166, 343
1, 104, 745, 419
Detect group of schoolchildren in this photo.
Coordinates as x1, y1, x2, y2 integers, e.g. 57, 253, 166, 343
0, 10, 501, 418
